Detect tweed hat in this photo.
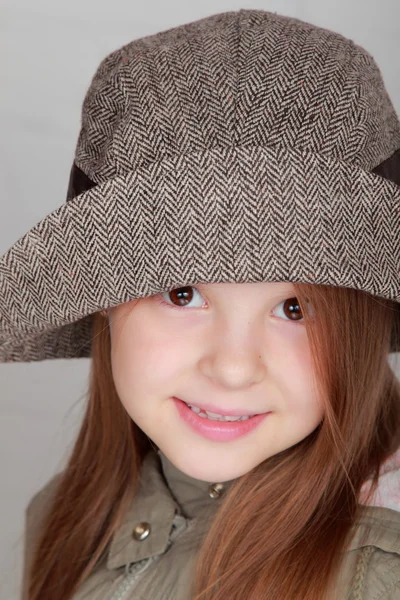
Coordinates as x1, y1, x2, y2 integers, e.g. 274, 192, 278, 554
1, 8, 400, 363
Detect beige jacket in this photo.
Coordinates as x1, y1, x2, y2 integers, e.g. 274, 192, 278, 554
21, 449, 400, 600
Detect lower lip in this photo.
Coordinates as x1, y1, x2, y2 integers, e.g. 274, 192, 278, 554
172, 397, 270, 442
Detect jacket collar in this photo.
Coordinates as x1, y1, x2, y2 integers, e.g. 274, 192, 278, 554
107, 445, 400, 569
106, 449, 236, 570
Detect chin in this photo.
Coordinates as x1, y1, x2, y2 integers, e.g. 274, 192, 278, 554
173, 454, 244, 483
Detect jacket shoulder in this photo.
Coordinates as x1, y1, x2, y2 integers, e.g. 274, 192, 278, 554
21, 472, 64, 600
344, 506, 400, 599
26, 471, 64, 514
346, 546, 400, 600
361, 547, 400, 599
348, 505, 400, 554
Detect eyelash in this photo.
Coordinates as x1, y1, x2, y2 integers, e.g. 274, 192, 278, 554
155, 287, 308, 323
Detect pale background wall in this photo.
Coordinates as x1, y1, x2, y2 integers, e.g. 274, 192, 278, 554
1, 1, 399, 598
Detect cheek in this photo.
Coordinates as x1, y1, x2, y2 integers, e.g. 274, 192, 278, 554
110, 313, 190, 396
291, 349, 324, 421
272, 330, 321, 412
270, 326, 313, 381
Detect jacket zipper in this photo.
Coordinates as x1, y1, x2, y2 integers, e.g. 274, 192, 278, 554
107, 555, 160, 600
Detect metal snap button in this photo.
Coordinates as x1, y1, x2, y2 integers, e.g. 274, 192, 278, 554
132, 522, 151, 541
208, 483, 224, 498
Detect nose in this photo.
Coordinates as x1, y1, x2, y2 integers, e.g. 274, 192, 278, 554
198, 322, 267, 390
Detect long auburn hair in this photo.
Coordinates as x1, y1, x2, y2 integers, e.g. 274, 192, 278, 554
25, 278, 400, 600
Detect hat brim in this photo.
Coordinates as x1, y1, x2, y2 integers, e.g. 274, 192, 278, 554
1, 143, 400, 362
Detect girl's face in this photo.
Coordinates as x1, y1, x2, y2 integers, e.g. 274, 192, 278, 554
108, 282, 324, 483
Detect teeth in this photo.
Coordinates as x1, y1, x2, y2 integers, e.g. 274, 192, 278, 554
187, 404, 252, 422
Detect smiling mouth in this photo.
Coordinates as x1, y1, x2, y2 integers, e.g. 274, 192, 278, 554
186, 404, 255, 422
175, 397, 263, 421
173, 397, 270, 441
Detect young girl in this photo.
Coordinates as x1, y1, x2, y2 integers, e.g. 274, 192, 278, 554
3, 8, 400, 600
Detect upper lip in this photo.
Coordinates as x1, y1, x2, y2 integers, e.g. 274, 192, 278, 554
174, 397, 266, 416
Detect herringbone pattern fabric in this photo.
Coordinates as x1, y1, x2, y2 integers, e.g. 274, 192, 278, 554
1, 9, 400, 362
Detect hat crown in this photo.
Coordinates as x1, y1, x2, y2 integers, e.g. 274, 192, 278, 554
2, 10, 400, 363
74, 9, 400, 184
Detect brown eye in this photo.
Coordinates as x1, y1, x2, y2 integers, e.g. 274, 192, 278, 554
277, 297, 305, 322
160, 286, 205, 309
169, 287, 194, 306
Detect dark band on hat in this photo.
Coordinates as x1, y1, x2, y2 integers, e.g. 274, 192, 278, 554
66, 163, 97, 202
372, 148, 400, 186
